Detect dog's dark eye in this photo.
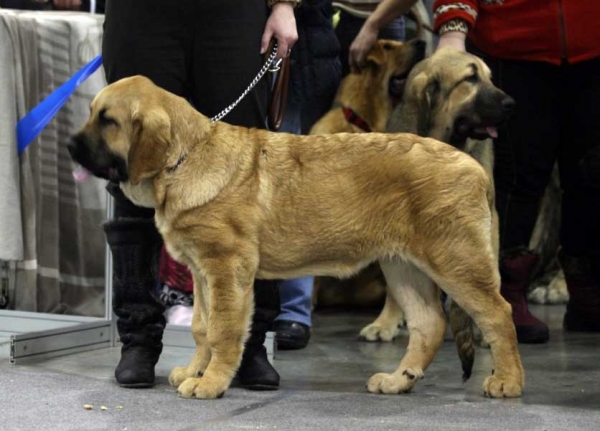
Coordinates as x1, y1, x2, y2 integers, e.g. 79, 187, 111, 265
465, 74, 479, 84
99, 108, 119, 127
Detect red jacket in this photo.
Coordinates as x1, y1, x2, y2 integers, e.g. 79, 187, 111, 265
433, 0, 600, 65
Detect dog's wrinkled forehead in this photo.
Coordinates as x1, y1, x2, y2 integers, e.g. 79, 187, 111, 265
90, 76, 152, 117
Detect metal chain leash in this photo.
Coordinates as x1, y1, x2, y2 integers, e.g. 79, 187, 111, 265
210, 42, 281, 124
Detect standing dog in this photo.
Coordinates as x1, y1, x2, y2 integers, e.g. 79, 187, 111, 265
69, 76, 523, 399
362, 47, 515, 378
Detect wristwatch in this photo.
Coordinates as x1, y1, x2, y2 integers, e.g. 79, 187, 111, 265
267, 0, 301, 8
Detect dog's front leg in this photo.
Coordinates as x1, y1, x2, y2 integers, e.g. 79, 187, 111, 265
359, 287, 404, 342
367, 260, 446, 394
176, 258, 255, 399
169, 273, 212, 388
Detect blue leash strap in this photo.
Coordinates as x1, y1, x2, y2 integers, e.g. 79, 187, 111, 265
16, 54, 103, 155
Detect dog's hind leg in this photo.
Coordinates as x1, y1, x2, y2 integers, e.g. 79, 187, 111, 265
359, 288, 404, 342
366, 258, 446, 394
169, 273, 212, 388
430, 230, 524, 398
175, 257, 255, 399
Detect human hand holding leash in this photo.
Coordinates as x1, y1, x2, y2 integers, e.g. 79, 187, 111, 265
261, 2, 298, 60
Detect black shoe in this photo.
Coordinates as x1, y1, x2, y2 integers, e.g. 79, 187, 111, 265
115, 345, 160, 388
235, 333, 280, 391
274, 320, 311, 350
560, 250, 600, 333
564, 309, 600, 332
104, 218, 165, 388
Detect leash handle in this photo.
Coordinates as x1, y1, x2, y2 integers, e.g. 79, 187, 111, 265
267, 40, 291, 132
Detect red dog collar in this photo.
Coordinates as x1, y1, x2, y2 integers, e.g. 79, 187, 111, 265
342, 107, 372, 133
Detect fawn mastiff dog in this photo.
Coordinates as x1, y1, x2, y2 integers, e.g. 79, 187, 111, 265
361, 47, 516, 377
68, 75, 523, 399
310, 38, 425, 135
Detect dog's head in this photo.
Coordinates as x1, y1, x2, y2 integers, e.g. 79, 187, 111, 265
393, 47, 515, 147
361, 38, 427, 101
68, 76, 192, 191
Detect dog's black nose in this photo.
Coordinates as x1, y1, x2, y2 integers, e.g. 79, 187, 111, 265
501, 96, 516, 113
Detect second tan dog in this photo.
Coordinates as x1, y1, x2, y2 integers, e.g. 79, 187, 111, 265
68, 76, 523, 400
310, 38, 426, 135
361, 47, 515, 378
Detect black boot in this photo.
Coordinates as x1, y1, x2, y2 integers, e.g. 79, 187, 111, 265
237, 329, 280, 390
560, 250, 600, 332
235, 279, 280, 390
104, 218, 166, 388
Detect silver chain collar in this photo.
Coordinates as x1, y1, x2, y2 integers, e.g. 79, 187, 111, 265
210, 42, 281, 124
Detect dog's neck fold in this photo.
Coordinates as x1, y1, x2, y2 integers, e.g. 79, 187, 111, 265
153, 113, 256, 223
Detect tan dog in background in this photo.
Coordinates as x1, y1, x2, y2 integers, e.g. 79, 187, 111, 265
69, 76, 523, 400
311, 38, 425, 312
362, 47, 515, 378
310, 38, 425, 135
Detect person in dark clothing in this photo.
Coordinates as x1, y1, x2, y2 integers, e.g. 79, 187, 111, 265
282, 0, 342, 134
274, 0, 342, 350
101, 0, 298, 389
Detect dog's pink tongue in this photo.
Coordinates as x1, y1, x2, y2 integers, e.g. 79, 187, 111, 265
486, 126, 498, 138
473, 126, 499, 139
73, 165, 92, 183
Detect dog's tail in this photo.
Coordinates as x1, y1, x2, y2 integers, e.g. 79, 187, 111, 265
449, 300, 475, 382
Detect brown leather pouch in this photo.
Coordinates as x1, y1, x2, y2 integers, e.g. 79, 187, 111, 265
267, 41, 291, 132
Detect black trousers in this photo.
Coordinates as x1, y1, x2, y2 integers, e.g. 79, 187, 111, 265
472, 45, 600, 258
103, 0, 279, 330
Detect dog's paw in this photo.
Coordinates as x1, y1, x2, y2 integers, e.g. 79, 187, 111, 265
547, 271, 569, 304
177, 376, 228, 400
483, 375, 522, 398
359, 323, 400, 342
169, 366, 199, 388
528, 271, 569, 305
366, 368, 423, 394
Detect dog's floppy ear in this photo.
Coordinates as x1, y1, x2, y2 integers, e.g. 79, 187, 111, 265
388, 70, 438, 136
128, 108, 171, 185
365, 42, 386, 67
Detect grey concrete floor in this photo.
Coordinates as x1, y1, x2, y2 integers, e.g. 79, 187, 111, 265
1, 305, 599, 431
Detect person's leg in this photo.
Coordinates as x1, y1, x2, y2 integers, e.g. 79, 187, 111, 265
190, 0, 280, 390
274, 277, 313, 349
558, 56, 600, 331
102, 0, 192, 386
273, 5, 341, 347
480, 50, 560, 343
